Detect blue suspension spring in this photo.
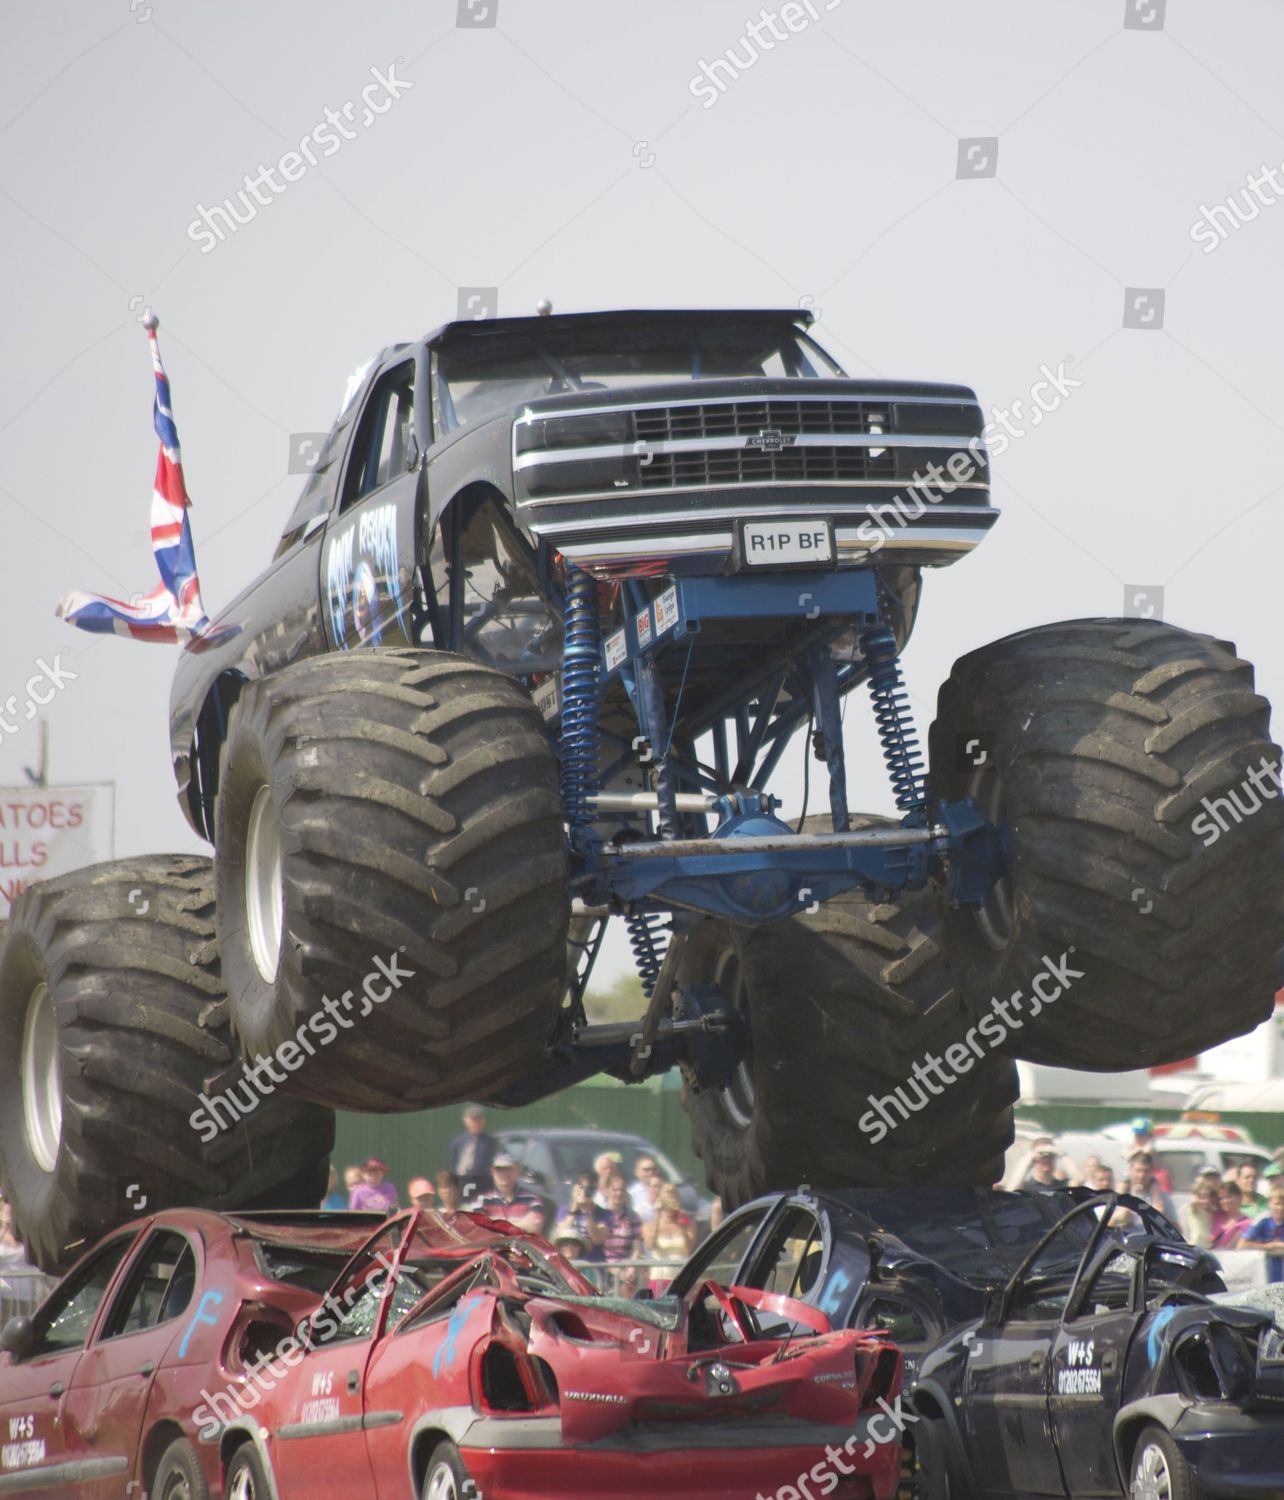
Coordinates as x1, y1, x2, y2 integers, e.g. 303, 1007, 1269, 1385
861, 621, 928, 813
628, 911, 669, 997
560, 566, 601, 828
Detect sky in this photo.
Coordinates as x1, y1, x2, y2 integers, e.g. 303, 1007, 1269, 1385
1, 0, 1282, 982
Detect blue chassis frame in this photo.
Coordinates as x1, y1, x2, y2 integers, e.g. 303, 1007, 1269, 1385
487, 564, 1006, 1105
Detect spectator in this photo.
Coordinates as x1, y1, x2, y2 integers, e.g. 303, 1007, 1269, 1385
0, 1200, 28, 1273
1181, 1176, 1220, 1248
435, 1170, 464, 1222
320, 1165, 346, 1211
1111, 1151, 1177, 1226
593, 1151, 624, 1208
407, 1177, 436, 1210
349, 1157, 399, 1215
1211, 1182, 1252, 1249
1238, 1182, 1284, 1283
1237, 1161, 1269, 1218
1087, 1163, 1115, 1193
643, 1184, 696, 1291
553, 1227, 588, 1262
343, 1164, 366, 1204
1127, 1118, 1172, 1191
556, 1174, 609, 1263
709, 1196, 724, 1232
629, 1157, 662, 1223
1022, 1145, 1068, 1195
476, 1156, 543, 1234
449, 1106, 500, 1200
602, 1176, 643, 1265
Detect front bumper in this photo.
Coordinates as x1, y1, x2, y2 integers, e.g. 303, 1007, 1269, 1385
1170, 1403, 1284, 1496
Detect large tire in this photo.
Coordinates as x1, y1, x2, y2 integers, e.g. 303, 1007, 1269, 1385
0, 856, 333, 1273
1128, 1424, 1202, 1500
215, 649, 569, 1112
680, 821, 1017, 1208
929, 618, 1284, 1069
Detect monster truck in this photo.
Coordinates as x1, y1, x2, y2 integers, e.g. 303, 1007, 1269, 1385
4, 307, 1281, 1267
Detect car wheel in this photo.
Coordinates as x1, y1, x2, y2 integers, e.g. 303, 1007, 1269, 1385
678, 821, 1017, 1208
215, 648, 569, 1111
422, 1440, 475, 1500
0, 855, 333, 1272
930, 618, 1283, 1069
1130, 1424, 1202, 1500
224, 1444, 273, 1500
152, 1436, 210, 1500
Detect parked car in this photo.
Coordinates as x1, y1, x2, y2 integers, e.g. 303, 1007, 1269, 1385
911, 1192, 1284, 1499
493, 1125, 711, 1224
0, 1208, 380, 1497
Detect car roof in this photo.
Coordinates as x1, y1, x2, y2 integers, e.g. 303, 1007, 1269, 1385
782, 1185, 1095, 1288
495, 1127, 652, 1146
422, 306, 813, 348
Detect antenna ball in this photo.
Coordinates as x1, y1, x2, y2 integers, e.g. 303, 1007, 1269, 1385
536, 298, 553, 316
142, 312, 160, 332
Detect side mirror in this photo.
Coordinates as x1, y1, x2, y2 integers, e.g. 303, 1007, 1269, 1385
1, 1318, 35, 1359
633, 1287, 655, 1302
982, 1292, 1006, 1327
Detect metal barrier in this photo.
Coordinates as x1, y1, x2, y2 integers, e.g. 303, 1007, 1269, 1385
0, 1271, 52, 1324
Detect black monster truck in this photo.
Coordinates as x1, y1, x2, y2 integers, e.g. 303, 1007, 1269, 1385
3, 307, 1281, 1269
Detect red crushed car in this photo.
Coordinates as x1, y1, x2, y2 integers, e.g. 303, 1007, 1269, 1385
0, 1206, 905, 1499
0, 1207, 381, 1496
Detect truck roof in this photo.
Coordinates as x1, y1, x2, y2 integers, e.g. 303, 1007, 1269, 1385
423, 305, 813, 346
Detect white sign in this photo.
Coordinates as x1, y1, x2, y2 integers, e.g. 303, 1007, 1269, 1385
0, 784, 114, 919
1213, 1249, 1269, 1294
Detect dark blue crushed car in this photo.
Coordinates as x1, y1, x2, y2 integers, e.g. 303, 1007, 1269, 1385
671, 1185, 1284, 1497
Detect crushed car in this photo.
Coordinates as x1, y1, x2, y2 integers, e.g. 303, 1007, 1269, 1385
0, 1204, 908, 1499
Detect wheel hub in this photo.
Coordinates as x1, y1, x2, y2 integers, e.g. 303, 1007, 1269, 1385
1132, 1442, 1171, 1500
21, 981, 62, 1174
426, 1464, 458, 1500
245, 784, 285, 982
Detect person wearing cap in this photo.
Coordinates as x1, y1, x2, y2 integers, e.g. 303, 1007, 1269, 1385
476, 1156, 543, 1234
407, 1176, 436, 1211
449, 1105, 500, 1200
350, 1157, 399, 1215
1022, 1144, 1068, 1195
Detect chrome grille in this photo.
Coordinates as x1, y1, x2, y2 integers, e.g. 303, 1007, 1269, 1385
633, 399, 890, 443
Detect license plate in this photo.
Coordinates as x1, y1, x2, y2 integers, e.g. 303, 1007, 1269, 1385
736, 518, 835, 569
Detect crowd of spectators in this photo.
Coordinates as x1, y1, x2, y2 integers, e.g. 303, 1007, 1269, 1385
331, 1110, 704, 1292
1013, 1117, 1284, 1282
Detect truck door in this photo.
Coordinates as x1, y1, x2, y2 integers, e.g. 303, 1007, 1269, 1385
322, 356, 425, 651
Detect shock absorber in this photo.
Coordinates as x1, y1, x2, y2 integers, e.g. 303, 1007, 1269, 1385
560, 565, 601, 829
627, 911, 669, 998
860, 613, 928, 814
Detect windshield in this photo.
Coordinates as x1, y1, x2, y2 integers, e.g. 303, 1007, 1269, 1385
435, 323, 845, 432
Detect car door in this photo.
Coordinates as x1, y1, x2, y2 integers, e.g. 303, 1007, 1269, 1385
1049, 1248, 1141, 1497
274, 1218, 406, 1498
62, 1228, 200, 1500
0, 1230, 139, 1493
322, 354, 426, 652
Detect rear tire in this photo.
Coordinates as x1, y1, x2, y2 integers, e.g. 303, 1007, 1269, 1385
0, 856, 333, 1273
215, 649, 569, 1111
680, 822, 1017, 1208
421, 1440, 475, 1500
153, 1436, 210, 1500
1128, 1424, 1202, 1500
930, 618, 1284, 1069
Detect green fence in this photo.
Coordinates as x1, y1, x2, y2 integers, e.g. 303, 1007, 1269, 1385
333, 1073, 707, 1199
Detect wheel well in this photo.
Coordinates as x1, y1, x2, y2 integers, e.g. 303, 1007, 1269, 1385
140, 1418, 186, 1490
410, 1426, 453, 1493
190, 670, 247, 840
220, 1427, 254, 1479
1114, 1416, 1158, 1486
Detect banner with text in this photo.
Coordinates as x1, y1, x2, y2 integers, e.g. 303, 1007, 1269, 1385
0, 785, 114, 919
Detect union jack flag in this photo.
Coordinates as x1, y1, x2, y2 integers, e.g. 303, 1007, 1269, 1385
57, 315, 208, 642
